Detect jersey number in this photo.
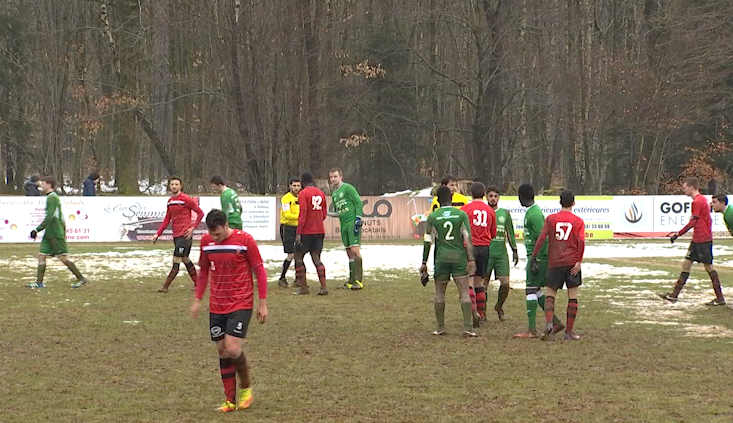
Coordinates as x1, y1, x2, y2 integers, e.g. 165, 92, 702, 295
443, 221, 455, 240
312, 196, 323, 210
472, 210, 488, 227
555, 222, 572, 241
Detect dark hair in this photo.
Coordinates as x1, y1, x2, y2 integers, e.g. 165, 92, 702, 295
30, 175, 39, 182
713, 194, 728, 205
440, 174, 457, 186
470, 182, 486, 199
289, 177, 301, 186
169, 176, 182, 184
301, 172, 314, 185
560, 189, 575, 208
329, 167, 343, 176
486, 186, 500, 196
40, 176, 57, 189
89, 172, 100, 181
436, 186, 452, 205
206, 209, 228, 229
684, 177, 700, 190
518, 183, 535, 202
210, 175, 226, 186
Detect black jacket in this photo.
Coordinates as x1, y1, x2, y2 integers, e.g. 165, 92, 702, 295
24, 180, 40, 196
83, 177, 96, 196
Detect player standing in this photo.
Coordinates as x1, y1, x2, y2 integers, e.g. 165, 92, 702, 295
514, 184, 563, 338
530, 190, 585, 341
486, 186, 518, 321
711, 194, 733, 235
420, 186, 478, 337
660, 177, 725, 306
210, 175, 243, 230
461, 182, 496, 325
278, 177, 301, 288
26, 176, 87, 289
153, 177, 204, 293
328, 168, 364, 290
294, 172, 329, 296
430, 174, 469, 212
191, 210, 268, 412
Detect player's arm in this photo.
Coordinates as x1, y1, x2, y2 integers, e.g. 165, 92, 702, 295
192, 246, 210, 318
35, 194, 58, 232
421, 219, 434, 266
532, 219, 550, 260
296, 192, 308, 236
188, 197, 205, 228
246, 237, 268, 323
281, 194, 297, 221
675, 201, 700, 239
348, 184, 363, 217
430, 196, 439, 212
155, 205, 172, 241
489, 208, 497, 239
506, 210, 519, 265
571, 218, 586, 276
461, 213, 475, 262
232, 192, 242, 216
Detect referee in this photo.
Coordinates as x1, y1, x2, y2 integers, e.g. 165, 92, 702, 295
278, 177, 301, 287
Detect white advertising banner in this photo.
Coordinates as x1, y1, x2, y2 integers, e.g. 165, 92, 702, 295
614, 195, 728, 236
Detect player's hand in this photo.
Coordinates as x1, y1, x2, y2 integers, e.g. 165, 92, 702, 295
512, 247, 519, 266
530, 256, 539, 275
30, 230, 37, 240
257, 300, 268, 324
190, 298, 201, 319
152, 234, 159, 243
670, 233, 679, 244
184, 227, 194, 240
467, 260, 477, 276
294, 234, 303, 250
570, 262, 581, 276
419, 263, 428, 275
354, 216, 362, 235
420, 265, 429, 286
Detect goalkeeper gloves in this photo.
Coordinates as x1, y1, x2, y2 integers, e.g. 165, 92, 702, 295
512, 247, 519, 266
530, 256, 539, 275
30, 230, 37, 240
354, 216, 362, 236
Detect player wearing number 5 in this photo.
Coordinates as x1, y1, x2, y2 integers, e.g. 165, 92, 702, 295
294, 172, 329, 296
530, 190, 585, 341
328, 168, 364, 290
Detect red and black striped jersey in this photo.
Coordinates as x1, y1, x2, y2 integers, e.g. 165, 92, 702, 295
156, 193, 204, 237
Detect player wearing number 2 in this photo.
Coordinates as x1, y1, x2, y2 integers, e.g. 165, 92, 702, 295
294, 172, 329, 296
531, 190, 585, 341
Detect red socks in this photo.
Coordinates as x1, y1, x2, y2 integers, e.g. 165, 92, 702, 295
219, 358, 236, 403
566, 299, 578, 332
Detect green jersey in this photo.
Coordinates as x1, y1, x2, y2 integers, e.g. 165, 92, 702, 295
220, 187, 243, 229
489, 208, 516, 257
524, 203, 548, 260
425, 207, 472, 264
724, 205, 733, 235
36, 192, 65, 239
332, 182, 363, 224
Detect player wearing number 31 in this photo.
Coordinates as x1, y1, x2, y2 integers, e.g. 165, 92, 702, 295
530, 190, 585, 341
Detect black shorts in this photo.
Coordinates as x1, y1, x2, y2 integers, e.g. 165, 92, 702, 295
281, 224, 297, 254
686, 241, 713, 264
473, 246, 490, 279
297, 234, 324, 254
209, 309, 252, 342
173, 236, 193, 257
546, 266, 582, 290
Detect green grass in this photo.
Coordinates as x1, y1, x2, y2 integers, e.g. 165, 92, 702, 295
2, 242, 733, 422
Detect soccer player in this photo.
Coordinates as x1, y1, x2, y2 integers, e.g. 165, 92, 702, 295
278, 177, 301, 288
210, 175, 243, 230
191, 209, 268, 412
711, 194, 733, 235
514, 183, 563, 338
26, 176, 87, 289
420, 186, 478, 337
294, 172, 328, 296
486, 186, 518, 321
461, 182, 496, 325
660, 177, 725, 306
430, 174, 469, 212
153, 176, 204, 293
530, 190, 585, 341
328, 168, 364, 290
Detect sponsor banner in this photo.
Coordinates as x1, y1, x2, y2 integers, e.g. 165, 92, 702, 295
614, 195, 728, 237
0, 196, 277, 243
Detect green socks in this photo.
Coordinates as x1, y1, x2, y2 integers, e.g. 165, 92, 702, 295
64, 260, 84, 281
526, 294, 538, 331
460, 302, 473, 332
354, 257, 363, 282
434, 302, 446, 330
348, 259, 356, 285
36, 263, 46, 283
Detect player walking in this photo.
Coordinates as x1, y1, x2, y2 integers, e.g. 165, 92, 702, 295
294, 172, 329, 296
153, 177, 204, 293
26, 176, 87, 289
461, 182, 496, 325
328, 168, 364, 290
530, 190, 585, 341
420, 186, 478, 337
191, 210, 268, 412
660, 177, 725, 306
210, 175, 243, 230
711, 194, 733, 235
514, 184, 564, 338
486, 186, 518, 321
430, 174, 468, 212
278, 177, 301, 288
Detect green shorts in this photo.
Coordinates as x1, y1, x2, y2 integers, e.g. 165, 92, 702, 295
40, 237, 68, 257
487, 254, 510, 279
526, 259, 548, 287
434, 261, 468, 281
340, 222, 361, 248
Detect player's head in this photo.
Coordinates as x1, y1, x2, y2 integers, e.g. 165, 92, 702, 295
682, 177, 700, 197
518, 183, 535, 207
169, 176, 182, 194
289, 177, 302, 195
560, 189, 575, 209
89, 172, 100, 182
486, 186, 500, 207
329, 168, 343, 187
436, 186, 452, 206
441, 174, 459, 194
301, 172, 314, 187
470, 182, 486, 200
712, 194, 728, 213
38, 176, 56, 193
209, 175, 227, 193
206, 209, 231, 242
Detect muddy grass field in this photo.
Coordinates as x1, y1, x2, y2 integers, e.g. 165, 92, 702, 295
2, 241, 733, 422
